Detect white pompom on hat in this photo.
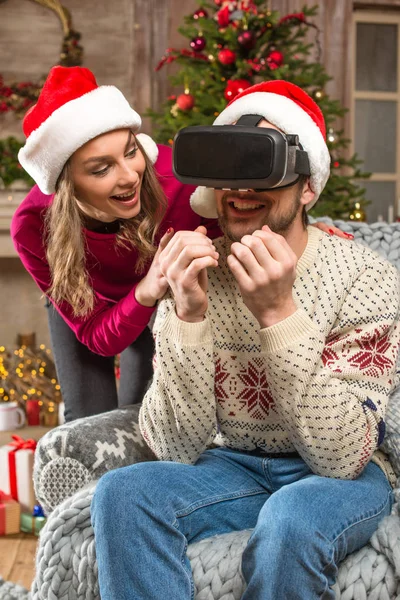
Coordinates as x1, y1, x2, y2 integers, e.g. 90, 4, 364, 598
190, 79, 331, 219
18, 66, 159, 195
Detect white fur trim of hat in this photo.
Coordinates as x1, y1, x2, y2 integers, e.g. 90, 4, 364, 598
136, 133, 159, 165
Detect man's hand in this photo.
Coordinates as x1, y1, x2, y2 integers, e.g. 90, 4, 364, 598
227, 225, 297, 328
159, 226, 219, 322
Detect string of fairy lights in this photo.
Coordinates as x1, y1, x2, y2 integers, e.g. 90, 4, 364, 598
0, 344, 61, 417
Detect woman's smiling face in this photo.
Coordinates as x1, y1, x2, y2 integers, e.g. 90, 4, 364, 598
70, 128, 146, 221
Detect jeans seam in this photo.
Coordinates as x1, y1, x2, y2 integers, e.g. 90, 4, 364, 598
262, 458, 276, 492
317, 489, 392, 599
173, 518, 195, 600
176, 489, 267, 518
330, 488, 393, 545
320, 545, 336, 600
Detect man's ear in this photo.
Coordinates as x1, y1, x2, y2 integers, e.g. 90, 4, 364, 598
300, 177, 315, 208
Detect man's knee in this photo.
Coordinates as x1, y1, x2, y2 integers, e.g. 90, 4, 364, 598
255, 486, 322, 548
92, 462, 162, 515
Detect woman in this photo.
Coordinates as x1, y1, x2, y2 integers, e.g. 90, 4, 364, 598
12, 65, 348, 422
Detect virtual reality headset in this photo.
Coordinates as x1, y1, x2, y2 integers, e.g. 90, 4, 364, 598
173, 114, 311, 192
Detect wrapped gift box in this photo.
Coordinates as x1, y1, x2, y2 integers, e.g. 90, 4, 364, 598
0, 491, 20, 535
0, 435, 37, 513
20, 512, 46, 536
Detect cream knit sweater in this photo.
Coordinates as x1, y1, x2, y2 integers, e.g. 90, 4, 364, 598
140, 227, 400, 483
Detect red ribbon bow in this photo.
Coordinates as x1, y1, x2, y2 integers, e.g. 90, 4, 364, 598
8, 435, 37, 502
10, 434, 37, 452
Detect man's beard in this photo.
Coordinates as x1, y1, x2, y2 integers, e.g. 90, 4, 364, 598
218, 184, 303, 242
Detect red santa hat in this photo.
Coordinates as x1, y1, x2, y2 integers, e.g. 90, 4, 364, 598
18, 66, 158, 195
190, 80, 330, 218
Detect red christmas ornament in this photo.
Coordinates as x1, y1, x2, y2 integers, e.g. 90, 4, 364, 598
217, 6, 231, 27
214, 0, 223, 5
267, 50, 284, 70
238, 30, 255, 49
224, 79, 251, 101
193, 8, 209, 19
177, 93, 195, 111
190, 36, 206, 52
218, 48, 236, 65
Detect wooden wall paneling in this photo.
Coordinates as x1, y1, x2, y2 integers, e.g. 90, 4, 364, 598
0, 0, 62, 140
0, 0, 137, 139
71, 0, 135, 95
165, 0, 199, 97
0, 0, 61, 82
131, 0, 155, 132
132, 0, 169, 133
150, 0, 170, 113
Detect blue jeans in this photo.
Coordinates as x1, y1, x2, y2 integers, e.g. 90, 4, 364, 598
91, 448, 393, 600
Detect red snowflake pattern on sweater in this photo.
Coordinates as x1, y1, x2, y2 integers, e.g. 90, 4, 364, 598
322, 331, 351, 372
215, 358, 230, 402
237, 358, 276, 419
322, 327, 395, 378
321, 346, 341, 372
348, 329, 395, 377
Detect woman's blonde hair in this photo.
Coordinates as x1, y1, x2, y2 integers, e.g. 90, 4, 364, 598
44, 137, 167, 317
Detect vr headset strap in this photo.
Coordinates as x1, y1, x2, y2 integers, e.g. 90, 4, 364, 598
295, 150, 311, 176
235, 114, 264, 127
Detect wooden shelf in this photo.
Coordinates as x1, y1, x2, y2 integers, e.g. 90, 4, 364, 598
0, 425, 53, 447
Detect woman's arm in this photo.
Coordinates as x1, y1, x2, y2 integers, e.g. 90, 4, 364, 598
13, 235, 156, 356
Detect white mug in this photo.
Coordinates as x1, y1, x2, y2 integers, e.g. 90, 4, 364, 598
0, 402, 26, 431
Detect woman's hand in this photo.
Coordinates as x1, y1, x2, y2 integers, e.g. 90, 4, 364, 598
134, 228, 175, 307
312, 222, 354, 240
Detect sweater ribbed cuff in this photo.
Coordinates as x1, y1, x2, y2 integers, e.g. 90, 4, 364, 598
162, 310, 212, 346
259, 309, 322, 353
118, 285, 157, 326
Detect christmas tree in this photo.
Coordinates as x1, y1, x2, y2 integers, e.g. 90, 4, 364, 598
0, 343, 61, 426
148, 1, 369, 220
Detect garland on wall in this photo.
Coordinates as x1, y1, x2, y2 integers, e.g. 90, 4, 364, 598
0, 0, 84, 188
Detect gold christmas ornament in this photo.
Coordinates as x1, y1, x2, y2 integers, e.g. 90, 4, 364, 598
327, 128, 336, 143
349, 202, 366, 222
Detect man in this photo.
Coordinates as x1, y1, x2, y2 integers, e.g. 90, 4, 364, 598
91, 81, 400, 600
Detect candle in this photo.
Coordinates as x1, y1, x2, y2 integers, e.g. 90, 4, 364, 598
388, 205, 394, 223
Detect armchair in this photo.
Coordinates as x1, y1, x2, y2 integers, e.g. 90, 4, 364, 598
29, 221, 400, 600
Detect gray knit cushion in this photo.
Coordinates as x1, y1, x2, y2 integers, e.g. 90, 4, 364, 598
28, 483, 400, 600
34, 404, 155, 514
382, 382, 400, 477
